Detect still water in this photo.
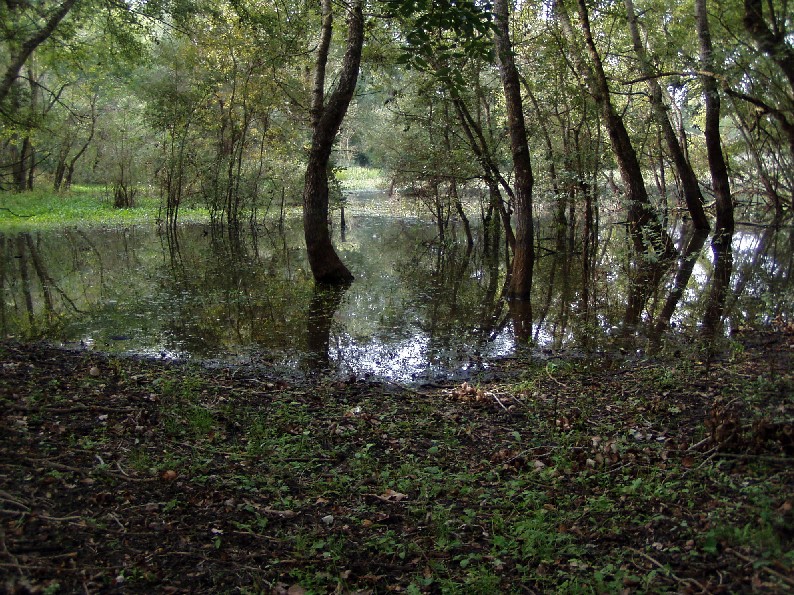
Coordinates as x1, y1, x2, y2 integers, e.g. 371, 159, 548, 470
1, 202, 791, 381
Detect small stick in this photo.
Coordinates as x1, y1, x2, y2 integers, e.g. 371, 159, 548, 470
727, 547, 794, 588
687, 436, 711, 451
629, 547, 710, 593
491, 392, 510, 412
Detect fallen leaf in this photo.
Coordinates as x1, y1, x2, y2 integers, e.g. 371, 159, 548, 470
381, 489, 408, 502
368, 489, 408, 502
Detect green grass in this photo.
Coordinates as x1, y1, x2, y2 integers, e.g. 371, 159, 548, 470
0, 185, 209, 230
336, 166, 386, 191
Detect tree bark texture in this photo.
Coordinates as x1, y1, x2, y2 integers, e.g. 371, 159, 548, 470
743, 0, 794, 93
303, 0, 363, 285
624, 0, 710, 231
494, 0, 535, 301
695, 0, 734, 237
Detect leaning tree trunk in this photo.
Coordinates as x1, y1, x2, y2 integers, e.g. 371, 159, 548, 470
695, 0, 734, 238
0, 0, 78, 106
494, 0, 535, 301
624, 0, 709, 231
556, 0, 675, 257
303, 0, 363, 285
743, 0, 794, 92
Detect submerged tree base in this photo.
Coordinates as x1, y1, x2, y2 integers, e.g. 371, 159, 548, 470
1, 330, 792, 593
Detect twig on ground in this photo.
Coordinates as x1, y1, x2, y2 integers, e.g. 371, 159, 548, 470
0, 489, 29, 511
491, 392, 510, 412
687, 436, 711, 451
629, 547, 711, 593
727, 547, 794, 588
716, 453, 794, 464
545, 365, 568, 387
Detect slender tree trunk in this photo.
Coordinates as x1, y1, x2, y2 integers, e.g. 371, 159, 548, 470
702, 234, 733, 343
654, 227, 709, 334
624, 0, 709, 230
556, 0, 675, 257
522, 79, 565, 232
441, 101, 473, 247
13, 137, 32, 191
494, 0, 534, 301
695, 0, 734, 238
303, 0, 363, 285
452, 186, 474, 247
450, 94, 516, 250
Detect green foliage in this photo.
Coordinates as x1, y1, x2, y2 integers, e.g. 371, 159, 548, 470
382, 0, 494, 87
0, 186, 207, 230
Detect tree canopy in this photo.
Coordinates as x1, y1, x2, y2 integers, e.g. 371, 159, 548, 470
0, 0, 791, 244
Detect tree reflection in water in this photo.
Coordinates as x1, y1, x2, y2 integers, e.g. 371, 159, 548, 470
307, 284, 349, 372
0, 213, 789, 381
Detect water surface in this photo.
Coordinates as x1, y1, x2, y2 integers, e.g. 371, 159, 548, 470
1, 203, 790, 381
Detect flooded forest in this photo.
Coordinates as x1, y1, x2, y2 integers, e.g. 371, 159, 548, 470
2, 2, 794, 593
1, 0, 792, 378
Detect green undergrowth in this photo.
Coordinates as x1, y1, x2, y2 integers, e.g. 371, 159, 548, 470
1, 332, 792, 593
336, 166, 386, 191
0, 185, 208, 230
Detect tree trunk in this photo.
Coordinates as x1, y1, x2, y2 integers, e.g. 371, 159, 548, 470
654, 227, 708, 334
624, 0, 710, 231
0, 0, 78, 105
702, 234, 733, 342
306, 285, 348, 370
556, 0, 675, 257
695, 0, 734, 238
743, 0, 794, 93
12, 136, 32, 191
303, 0, 363, 285
450, 94, 516, 250
494, 0, 534, 301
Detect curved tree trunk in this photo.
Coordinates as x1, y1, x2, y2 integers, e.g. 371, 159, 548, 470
494, 0, 535, 301
0, 0, 78, 105
743, 0, 794, 92
556, 0, 675, 257
303, 0, 363, 285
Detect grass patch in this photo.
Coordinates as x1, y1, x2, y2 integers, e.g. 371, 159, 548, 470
0, 185, 209, 230
336, 166, 386, 191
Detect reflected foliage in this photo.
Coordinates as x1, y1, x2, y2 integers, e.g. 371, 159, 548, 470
0, 204, 791, 380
